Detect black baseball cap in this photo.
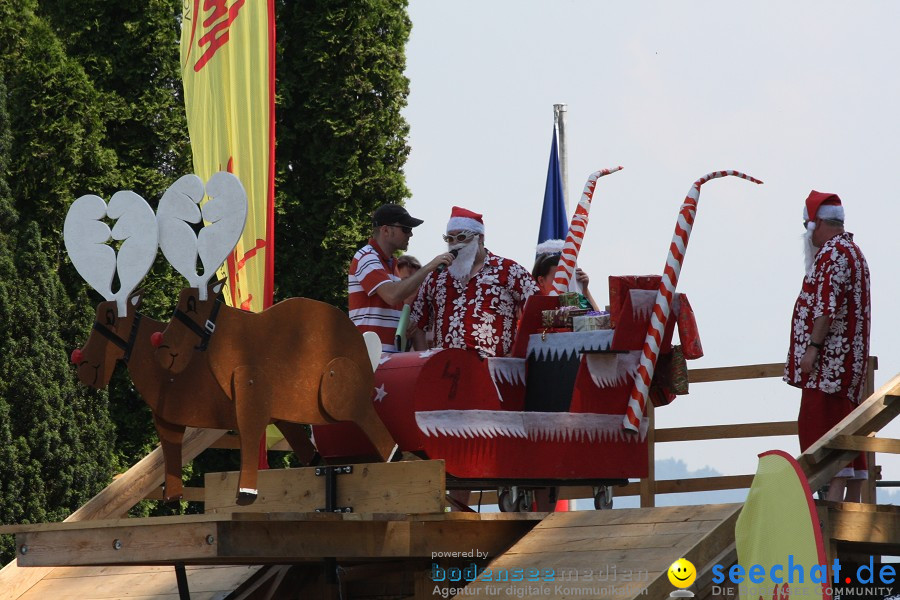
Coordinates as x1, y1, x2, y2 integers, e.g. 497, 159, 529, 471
372, 204, 424, 228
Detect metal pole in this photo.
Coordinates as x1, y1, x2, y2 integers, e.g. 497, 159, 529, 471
553, 103, 570, 215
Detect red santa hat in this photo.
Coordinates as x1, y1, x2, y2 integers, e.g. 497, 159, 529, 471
446, 206, 485, 234
804, 191, 844, 231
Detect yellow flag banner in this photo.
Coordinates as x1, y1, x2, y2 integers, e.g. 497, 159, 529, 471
180, 0, 275, 312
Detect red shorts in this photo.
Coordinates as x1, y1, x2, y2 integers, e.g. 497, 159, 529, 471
798, 388, 867, 477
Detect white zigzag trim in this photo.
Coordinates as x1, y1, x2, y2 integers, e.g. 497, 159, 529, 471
415, 410, 648, 443
526, 331, 614, 361
487, 357, 527, 403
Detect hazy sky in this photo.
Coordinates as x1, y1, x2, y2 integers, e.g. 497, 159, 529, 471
399, 1, 900, 484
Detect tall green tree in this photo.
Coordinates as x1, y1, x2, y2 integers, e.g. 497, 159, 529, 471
0, 73, 116, 562
274, 0, 413, 307
0, 0, 189, 562
33, 0, 193, 475
0, 0, 416, 564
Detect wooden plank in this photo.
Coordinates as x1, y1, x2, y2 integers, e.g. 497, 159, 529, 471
0, 427, 226, 600
826, 434, 900, 454
498, 530, 696, 554
7, 513, 538, 567
826, 502, 900, 547
864, 359, 879, 504
688, 363, 784, 384
653, 475, 754, 495
41, 564, 240, 579
16, 521, 219, 567
643, 505, 741, 600
611, 476, 754, 498
18, 565, 260, 600
460, 504, 740, 599
204, 460, 446, 515
534, 504, 741, 529
2, 513, 232, 535
656, 421, 797, 443
640, 402, 656, 508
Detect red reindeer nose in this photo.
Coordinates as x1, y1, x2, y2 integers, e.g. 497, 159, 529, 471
150, 332, 164, 348
70, 348, 83, 364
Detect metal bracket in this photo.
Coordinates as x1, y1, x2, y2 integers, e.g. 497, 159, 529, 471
175, 563, 190, 600
315, 465, 353, 513
315, 465, 353, 585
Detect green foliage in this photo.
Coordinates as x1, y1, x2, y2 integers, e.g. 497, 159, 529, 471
0, 0, 414, 566
274, 0, 412, 307
0, 0, 192, 562
0, 221, 117, 563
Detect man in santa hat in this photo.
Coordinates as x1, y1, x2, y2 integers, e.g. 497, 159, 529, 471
410, 206, 539, 357
784, 191, 871, 502
349, 204, 456, 352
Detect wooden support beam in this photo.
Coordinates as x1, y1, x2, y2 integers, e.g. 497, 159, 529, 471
204, 460, 446, 515
641, 402, 656, 508
803, 374, 900, 466
0, 427, 226, 599
825, 502, 900, 549
826, 435, 900, 455
7, 513, 541, 568
656, 421, 797, 443
798, 373, 900, 491
688, 363, 784, 384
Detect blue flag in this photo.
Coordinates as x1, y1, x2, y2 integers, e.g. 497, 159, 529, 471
537, 127, 567, 246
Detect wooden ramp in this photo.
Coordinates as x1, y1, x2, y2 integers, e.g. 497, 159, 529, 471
0, 428, 229, 600
460, 503, 740, 600
11, 565, 262, 600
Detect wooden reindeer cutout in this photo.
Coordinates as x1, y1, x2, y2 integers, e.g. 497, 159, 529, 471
152, 172, 396, 502
65, 182, 318, 502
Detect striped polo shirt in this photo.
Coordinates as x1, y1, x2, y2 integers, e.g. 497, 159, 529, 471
348, 239, 402, 351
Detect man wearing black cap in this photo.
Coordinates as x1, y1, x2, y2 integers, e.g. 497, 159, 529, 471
348, 204, 455, 352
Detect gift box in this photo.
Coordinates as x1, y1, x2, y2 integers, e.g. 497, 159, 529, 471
608, 275, 661, 327
541, 307, 588, 328
558, 292, 581, 307
572, 312, 611, 332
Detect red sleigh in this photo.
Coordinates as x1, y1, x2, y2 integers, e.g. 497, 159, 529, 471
312, 275, 702, 508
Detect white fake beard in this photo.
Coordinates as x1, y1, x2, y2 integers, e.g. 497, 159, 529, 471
803, 229, 818, 274
447, 238, 479, 281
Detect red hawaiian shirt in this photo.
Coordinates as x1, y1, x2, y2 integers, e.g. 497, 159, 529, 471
411, 251, 539, 357
784, 232, 871, 403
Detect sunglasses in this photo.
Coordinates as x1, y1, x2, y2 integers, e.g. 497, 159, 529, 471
387, 224, 413, 235
442, 231, 478, 243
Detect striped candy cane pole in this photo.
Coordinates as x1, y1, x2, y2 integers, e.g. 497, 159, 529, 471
551, 166, 624, 294
622, 170, 763, 433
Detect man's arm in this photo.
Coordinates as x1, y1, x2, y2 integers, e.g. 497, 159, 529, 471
800, 315, 831, 374
410, 328, 427, 351
374, 252, 454, 306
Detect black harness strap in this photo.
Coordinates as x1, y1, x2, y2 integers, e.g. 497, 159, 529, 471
173, 299, 222, 352
123, 313, 142, 363
92, 313, 143, 364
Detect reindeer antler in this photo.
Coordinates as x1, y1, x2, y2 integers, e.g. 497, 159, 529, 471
157, 172, 248, 300
63, 191, 158, 316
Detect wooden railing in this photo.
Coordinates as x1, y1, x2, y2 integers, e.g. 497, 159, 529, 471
626, 357, 879, 507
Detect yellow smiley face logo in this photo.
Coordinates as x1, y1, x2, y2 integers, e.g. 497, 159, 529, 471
668, 558, 696, 588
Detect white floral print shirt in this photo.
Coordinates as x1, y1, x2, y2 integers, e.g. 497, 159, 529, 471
784, 233, 870, 403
